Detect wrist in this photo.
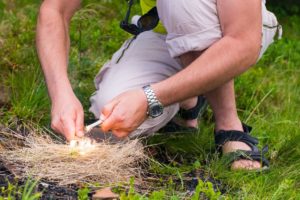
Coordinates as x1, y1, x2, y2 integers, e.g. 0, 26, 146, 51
49, 80, 74, 103
142, 85, 164, 118
151, 83, 168, 106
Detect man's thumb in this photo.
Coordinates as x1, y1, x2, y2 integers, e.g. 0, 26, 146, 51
100, 99, 119, 119
100, 100, 118, 132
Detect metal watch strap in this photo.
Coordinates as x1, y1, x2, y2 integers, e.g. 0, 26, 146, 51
142, 85, 164, 118
143, 85, 160, 106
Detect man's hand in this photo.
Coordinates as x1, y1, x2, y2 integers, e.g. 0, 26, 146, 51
51, 93, 84, 141
100, 89, 148, 138
36, 0, 82, 141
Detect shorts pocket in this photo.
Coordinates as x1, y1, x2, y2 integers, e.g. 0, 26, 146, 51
260, 5, 282, 58
262, 7, 282, 45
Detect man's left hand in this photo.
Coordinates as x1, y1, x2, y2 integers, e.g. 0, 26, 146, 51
100, 89, 148, 138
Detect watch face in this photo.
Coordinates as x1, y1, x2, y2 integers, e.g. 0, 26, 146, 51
149, 103, 163, 118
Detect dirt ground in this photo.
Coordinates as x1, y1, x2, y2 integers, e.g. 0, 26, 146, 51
0, 161, 79, 199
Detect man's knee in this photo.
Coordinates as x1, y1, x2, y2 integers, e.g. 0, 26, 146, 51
89, 86, 124, 118
90, 85, 180, 137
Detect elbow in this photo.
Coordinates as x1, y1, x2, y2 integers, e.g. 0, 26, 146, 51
228, 33, 262, 68
37, 3, 72, 30
242, 32, 262, 66
245, 37, 261, 66
37, 1, 79, 25
37, 5, 62, 30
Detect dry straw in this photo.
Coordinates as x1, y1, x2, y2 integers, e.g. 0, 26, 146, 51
0, 125, 146, 186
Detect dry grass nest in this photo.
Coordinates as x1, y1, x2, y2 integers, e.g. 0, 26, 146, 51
0, 124, 147, 185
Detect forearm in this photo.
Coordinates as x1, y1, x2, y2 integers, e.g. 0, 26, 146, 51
152, 35, 261, 106
36, 4, 74, 102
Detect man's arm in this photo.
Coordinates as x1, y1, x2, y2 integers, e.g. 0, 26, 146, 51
152, 0, 262, 105
100, 0, 262, 137
36, 0, 82, 141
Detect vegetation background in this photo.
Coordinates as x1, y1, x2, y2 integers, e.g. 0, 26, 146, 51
0, 0, 299, 199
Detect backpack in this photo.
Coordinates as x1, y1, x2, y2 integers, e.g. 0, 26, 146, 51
120, 0, 159, 35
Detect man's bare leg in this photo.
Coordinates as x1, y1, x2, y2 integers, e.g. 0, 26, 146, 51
205, 80, 261, 170
181, 51, 261, 170
205, 80, 242, 131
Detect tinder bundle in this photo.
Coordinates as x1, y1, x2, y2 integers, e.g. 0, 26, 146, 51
0, 125, 146, 185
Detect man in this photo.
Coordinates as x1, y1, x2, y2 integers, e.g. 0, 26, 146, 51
36, 0, 280, 170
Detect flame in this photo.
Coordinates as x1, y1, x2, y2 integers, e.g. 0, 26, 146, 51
69, 138, 95, 155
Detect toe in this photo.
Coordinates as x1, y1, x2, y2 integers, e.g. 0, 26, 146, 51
222, 141, 263, 170
231, 159, 262, 170
252, 161, 261, 169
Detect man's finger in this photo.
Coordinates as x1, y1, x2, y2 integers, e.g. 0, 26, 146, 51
75, 110, 84, 137
61, 118, 76, 141
113, 130, 130, 138
100, 99, 119, 132
100, 99, 119, 119
101, 112, 118, 132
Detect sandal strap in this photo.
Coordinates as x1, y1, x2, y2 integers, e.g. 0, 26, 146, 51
215, 124, 258, 152
215, 123, 270, 168
179, 96, 207, 120
225, 146, 270, 167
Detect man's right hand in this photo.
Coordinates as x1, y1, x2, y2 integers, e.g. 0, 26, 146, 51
51, 93, 84, 141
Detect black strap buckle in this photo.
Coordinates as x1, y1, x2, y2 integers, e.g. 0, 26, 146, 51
120, 0, 159, 35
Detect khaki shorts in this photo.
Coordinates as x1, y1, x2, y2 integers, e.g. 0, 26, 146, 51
89, 32, 183, 137
89, 0, 280, 137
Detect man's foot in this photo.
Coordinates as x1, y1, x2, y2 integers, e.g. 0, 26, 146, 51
178, 96, 208, 128
159, 96, 207, 133
222, 141, 261, 170
158, 116, 199, 134
172, 116, 198, 129
215, 123, 269, 170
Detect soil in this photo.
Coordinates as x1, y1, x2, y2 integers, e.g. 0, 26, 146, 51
145, 145, 225, 196
0, 161, 80, 199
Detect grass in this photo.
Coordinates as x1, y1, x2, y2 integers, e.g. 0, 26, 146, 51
0, 0, 300, 199
0, 178, 41, 200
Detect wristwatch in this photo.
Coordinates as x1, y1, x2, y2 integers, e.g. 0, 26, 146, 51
142, 85, 164, 118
